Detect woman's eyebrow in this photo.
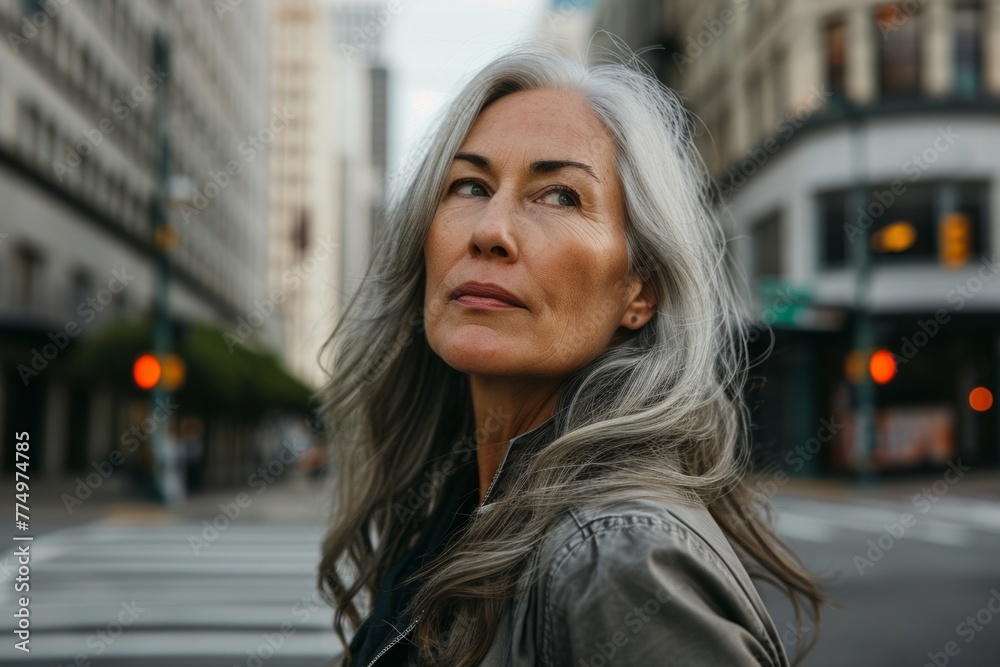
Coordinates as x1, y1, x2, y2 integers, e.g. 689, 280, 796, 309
453, 152, 600, 183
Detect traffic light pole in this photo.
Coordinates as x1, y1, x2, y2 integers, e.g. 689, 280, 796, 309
150, 31, 179, 506
849, 109, 876, 486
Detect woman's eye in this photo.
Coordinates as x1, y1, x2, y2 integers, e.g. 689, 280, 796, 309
455, 181, 488, 197
538, 188, 579, 207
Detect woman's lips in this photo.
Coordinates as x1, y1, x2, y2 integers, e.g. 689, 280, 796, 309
450, 281, 526, 309
454, 295, 521, 309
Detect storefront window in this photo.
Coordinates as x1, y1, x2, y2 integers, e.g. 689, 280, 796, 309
817, 181, 988, 269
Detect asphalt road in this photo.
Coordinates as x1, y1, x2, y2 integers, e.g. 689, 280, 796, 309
763, 494, 1000, 667
1, 476, 998, 666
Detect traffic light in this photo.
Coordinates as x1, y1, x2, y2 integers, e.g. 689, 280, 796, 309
132, 353, 185, 391
869, 349, 897, 384
871, 221, 916, 254
969, 387, 993, 412
845, 348, 897, 384
939, 212, 971, 268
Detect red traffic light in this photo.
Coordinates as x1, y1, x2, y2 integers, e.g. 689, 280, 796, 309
132, 353, 185, 390
133, 354, 162, 389
869, 350, 897, 384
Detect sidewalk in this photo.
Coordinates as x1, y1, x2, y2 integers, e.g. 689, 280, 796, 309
8, 465, 999, 536
4, 470, 336, 536
767, 466, 1000, 504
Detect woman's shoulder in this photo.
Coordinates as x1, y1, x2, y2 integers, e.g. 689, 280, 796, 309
537, 496, 744, 578
525, 497, 789, 666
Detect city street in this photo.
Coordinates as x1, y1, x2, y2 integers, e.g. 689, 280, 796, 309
0, 474, 343, 667
763, 484, 1000, 666
3, 470, 999, 666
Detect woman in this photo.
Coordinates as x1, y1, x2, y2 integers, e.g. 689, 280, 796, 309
317, 43, 828, 667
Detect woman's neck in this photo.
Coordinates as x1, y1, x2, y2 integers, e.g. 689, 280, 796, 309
468, 375, 561, 503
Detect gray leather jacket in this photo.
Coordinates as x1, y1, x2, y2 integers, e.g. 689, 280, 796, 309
475, 497, 790, 666
339, 417, 791, 667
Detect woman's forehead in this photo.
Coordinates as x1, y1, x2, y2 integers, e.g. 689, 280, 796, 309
457, 88, 615, 169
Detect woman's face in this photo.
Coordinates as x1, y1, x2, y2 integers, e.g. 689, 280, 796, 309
423, 87, 654, 379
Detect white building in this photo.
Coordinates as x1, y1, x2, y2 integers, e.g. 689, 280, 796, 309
269, 0, 341, 389
266, 0, 390, 388
596, 0, 1000, 474
0, 0, 269, 479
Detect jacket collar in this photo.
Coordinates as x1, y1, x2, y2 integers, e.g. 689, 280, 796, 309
476, 412, 561, 512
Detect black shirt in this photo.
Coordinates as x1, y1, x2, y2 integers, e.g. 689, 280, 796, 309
344, 456, 481, 666
344, 415, 560, 666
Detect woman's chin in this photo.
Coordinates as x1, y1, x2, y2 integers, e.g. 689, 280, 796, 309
433, 330, 524, 375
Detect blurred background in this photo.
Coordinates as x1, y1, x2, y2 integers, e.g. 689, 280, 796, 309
0, 0, 998, 665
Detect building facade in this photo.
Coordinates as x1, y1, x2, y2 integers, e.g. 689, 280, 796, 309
0, 0, 270, 481
595, 0, 1000, 474
269, 0, 341, 389
329, 0, 387, 313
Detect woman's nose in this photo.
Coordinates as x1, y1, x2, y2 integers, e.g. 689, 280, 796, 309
468, 194, 519, 261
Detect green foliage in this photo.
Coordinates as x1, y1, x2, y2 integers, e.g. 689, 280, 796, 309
71, 317, 315, 418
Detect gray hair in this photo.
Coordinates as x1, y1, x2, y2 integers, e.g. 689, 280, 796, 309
317, 40, 826, 667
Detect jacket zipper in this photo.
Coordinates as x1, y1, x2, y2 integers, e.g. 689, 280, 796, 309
362, 615, 420, 667
363, 433, 521, 665
476, 436, 515, 511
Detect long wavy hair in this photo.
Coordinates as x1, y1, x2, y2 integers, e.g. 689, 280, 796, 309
316, 41, 829, 667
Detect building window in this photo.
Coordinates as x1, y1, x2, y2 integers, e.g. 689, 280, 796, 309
17, 103, 39, 161
875, 3, 922, 98
771, 47, 786, 121
71, 269, 92, 310
818, 189, 848, 268
751, 211, 783, 279
746, 69, 764, 146
817, 181, 988, 269
954, 1, 982, 97
13, 245, 44, 310
824, 15, 847, 98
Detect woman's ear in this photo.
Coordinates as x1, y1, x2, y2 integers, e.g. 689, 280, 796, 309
620, 278, 657, 330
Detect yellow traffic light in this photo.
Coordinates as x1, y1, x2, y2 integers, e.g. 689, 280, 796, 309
939, 212, 971, 268
871, 221, 916, 253
160, 354, 186, 391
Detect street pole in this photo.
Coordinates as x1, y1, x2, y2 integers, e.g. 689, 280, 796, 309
848, 107, 876, 486
150, 30, 178, 506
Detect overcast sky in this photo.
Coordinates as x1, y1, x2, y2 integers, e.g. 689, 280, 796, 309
380, 0, 548, 172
